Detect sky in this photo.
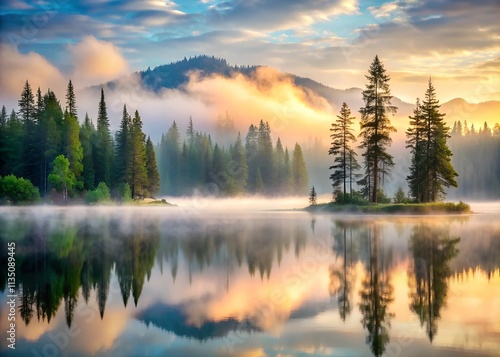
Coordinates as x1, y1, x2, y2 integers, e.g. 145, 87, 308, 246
0, 0, 499, 104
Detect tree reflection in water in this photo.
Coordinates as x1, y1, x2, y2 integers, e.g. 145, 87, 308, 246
407, 223, 460, 342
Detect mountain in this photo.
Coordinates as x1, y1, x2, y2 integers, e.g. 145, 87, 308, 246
104, 55, 498, 128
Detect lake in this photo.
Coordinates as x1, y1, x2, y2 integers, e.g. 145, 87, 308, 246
0, 203, 499, 357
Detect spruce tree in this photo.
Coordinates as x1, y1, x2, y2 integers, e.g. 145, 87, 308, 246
245, 124, 258, 192
18, 80, 35, 124
309, 186, 317, 205
129, 110, 148, 198
420, 79, 458, 201
65, 80, 77, 118
231, 132, 248, 193
274, 138, 286, 193
159, 121, 180, 195
18, 80, 38, 185
63, 110, 84, 190
406, 98, 425, 202
329, 102, 358, 202
145, 136, 159, 197
94, 88, 113, 187
292, 143, 308, 195
284, 148, 293, 194
114, 104, 132, 186
358, 56, 398, 202
80, 113, 95, 190
257, 120, 273, 190
0, 105, 7, 175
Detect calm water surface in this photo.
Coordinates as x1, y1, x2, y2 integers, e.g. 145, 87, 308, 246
0, 205, 499, 357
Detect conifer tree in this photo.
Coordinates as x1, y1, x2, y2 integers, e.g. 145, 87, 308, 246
65, 80, 77, 118
419, 79, 458, 201
19, 80, 38, 185
257, 120, 274, 190
406, 98, 424, 202
245, 124, 258, 191
18, 80, 35, 124
145, 136, 159, 197
159, 121, 180, 195
231, 132, 248, 193
329, 102, 358, 202
0, 106, 7, 175
129, 110, 147, 198
80, 113, 95, 190
358, 56, 398, 202
309, 186, 317, 205
114, 104, 132, 186
292, 143, 308, 195
63, 110, 84, 190
94, 88, 113, 187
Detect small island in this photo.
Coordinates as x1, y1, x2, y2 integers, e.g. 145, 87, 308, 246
305, 57, 471, 215
306, 201, 471, 215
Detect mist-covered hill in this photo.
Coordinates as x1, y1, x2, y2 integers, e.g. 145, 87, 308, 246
103, 55, 498, 129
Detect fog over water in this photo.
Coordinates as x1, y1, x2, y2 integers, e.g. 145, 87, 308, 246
0, 202, 499, 357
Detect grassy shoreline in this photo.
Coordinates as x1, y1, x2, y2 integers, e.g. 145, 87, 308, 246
305, 201, 472, 215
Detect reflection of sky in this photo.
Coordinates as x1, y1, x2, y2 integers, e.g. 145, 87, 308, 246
0, 208, 499, 357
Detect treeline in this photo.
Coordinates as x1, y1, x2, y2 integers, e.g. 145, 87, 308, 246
0, 80, 159, 202
449, 121, 500, 198
157, 119, 309, 196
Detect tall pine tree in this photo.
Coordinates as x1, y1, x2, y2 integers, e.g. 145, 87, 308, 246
66, 80, 77, 118
358, 56, 398, 202
80, 113, 95, 190
292, 143, 308, 195
129, 110, 147, 198
406, 98, 424, 202
329, 102, 359, 202
145, 136, 160, 197
94, 88, 113, 187
419, 79, 458, 201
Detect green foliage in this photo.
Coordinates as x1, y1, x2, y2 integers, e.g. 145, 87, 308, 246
0, 175, 41, 204
407, 79, 458, 202
65, 80, 77, 118
358, 56, 398, 202
48, 155, 75, 202
329, 102, 359, 201
86, 182, 111, 204
393, 187, 409, 204
448, 121, 499, 199
63, 111, 84, 190
145, 136, 160, 197
80, 113, 95, 190
94, 88, 113, 187
117, 183, 132, 202
129, 110, 148, 198
309, 201, 471, 214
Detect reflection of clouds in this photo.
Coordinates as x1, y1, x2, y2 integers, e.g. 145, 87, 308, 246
1, 208, 500, 357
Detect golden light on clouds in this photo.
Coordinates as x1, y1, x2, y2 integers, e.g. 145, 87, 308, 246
68, 36, 130, 88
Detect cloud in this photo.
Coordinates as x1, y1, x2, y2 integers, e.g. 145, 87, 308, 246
207, 0, 359, 32
68, 36, 130, 88
0, 43, 66, 105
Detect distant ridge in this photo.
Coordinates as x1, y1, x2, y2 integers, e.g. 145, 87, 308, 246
102, 55, 499, 127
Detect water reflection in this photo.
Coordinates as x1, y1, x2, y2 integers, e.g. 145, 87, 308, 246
407, 224, 460, 342
0, 208, 499, 357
